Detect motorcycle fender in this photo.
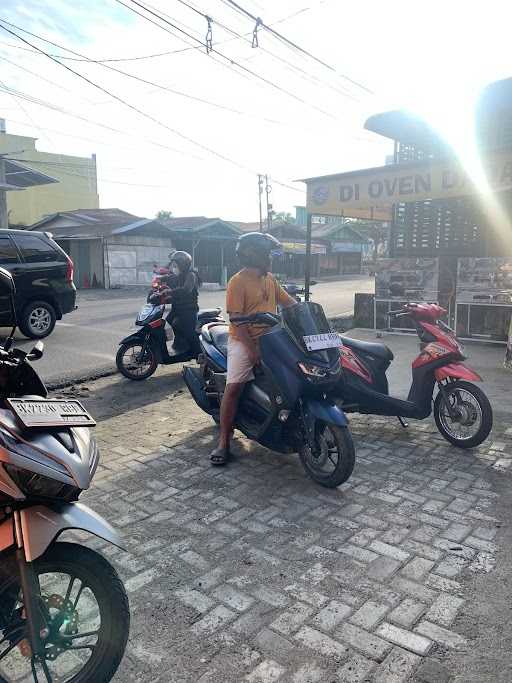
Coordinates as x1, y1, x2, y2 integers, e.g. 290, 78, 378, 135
435, 363, 482, 383
20, 503, 124, 562
302, 398, 348, 430
119, 330, 145, 345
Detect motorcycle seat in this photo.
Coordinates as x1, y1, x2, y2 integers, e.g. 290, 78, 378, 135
340, 336, 394, 362
210, 325, 229, 357
198, 308, 222, 319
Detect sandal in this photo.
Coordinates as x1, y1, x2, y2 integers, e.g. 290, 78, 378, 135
210, 446, 231, 466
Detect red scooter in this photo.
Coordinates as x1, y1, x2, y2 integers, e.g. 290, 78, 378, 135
337, 301, 493, 448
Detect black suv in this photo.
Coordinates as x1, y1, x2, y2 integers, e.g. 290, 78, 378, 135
0, 229, 76, 339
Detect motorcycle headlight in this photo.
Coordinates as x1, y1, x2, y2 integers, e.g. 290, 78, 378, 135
298, 362, 331, 383
3, 464, 80, 502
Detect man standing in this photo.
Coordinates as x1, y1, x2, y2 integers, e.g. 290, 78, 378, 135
209, 232, 295, 465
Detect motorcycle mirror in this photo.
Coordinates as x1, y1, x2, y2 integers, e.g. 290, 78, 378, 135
0, 267, 17, 349
389, 282, 405, 297
27, 341, 44, 361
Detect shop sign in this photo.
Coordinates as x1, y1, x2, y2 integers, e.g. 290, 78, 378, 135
331, 241, 362, 253
306, 148, 512, 216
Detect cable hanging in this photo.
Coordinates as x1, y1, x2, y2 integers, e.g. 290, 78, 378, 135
205, 16, 213, 53
252, 17, 262, 48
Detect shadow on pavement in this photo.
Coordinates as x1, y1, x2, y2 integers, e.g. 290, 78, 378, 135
54, 366, 187, 422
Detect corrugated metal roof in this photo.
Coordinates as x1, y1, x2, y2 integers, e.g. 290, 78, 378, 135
4, 159, 58, 188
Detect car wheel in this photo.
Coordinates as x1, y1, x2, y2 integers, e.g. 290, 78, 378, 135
19, 300, 57, 339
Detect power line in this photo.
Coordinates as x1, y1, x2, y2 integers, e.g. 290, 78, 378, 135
115, 0, 337, 120
173, 0, 359, 102
0, 25, 304, 194
219, 0, 374, 95
0, 18, 295, 128
0, 21, 258, 172
0, 83, 206, 161
6, 157, 169, 188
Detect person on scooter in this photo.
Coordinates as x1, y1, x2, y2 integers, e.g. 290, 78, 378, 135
209, 232, 295, 466
151, 251, 201, 354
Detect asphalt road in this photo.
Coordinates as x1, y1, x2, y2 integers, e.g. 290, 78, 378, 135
4, 276, 373, 387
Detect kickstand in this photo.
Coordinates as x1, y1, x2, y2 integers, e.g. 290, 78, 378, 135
397, 416, 409, 428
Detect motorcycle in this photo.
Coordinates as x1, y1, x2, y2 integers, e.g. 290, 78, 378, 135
0, 267, 128, 682
116, 298, 224, 381
183, 301, 355, 488
337, 298, 493, 448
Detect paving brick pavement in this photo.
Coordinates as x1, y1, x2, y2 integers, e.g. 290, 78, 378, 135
60, 372, 511, 682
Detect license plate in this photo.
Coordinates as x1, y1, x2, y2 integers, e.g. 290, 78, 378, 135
303, 333, 343, 351
7, 399, 96, 429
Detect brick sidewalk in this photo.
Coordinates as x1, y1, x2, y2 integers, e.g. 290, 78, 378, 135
66, 374, 510, 682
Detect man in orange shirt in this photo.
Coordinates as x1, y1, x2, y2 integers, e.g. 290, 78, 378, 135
210, 232, 295, 465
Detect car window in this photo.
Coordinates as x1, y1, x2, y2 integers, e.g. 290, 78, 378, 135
12, 234, 63, 264
0, 236, 20, 265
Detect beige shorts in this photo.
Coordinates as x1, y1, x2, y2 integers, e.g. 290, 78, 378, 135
226, 337, 255, 385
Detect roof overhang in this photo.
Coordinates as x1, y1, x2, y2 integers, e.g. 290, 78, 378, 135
4, 159, 58, 189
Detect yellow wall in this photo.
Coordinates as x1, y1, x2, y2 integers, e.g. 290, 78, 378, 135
0, 132, 99, 226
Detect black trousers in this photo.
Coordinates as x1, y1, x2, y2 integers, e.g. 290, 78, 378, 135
167, 309, 200, 355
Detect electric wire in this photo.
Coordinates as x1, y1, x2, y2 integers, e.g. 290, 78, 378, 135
219, 0, 374, 94
115, 0, 336, 120
0, 19, 295, 128
0, 33, 303, 194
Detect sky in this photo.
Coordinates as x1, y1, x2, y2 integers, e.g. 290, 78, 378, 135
0, 0, 511, 221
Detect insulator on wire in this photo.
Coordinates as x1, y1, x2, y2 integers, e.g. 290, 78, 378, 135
206, 17, 213, 54
252, 17, 262, 48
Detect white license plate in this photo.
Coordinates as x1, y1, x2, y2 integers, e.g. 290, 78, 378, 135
7, 399, 96, 429
303, 333, 343, 351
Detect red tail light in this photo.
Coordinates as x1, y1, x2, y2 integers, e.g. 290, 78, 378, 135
66, 255, 74, 283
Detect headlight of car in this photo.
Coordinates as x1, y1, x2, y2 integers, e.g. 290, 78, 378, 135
3, 464, 80, 502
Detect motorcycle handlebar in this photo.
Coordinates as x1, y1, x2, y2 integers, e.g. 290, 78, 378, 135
232, 313, 280, 326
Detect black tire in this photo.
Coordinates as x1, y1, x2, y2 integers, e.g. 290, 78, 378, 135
434, 380, 493, 449
0, 542, 129, 683
116, 340, 157, 380
299, 422, 355, 488
19, 300, 56, 339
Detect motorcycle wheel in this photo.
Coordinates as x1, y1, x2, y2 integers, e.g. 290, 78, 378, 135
299, 421, 355, 488
116, 341, 157, 380
434, 380, 493, 448
0, 542, 129, 683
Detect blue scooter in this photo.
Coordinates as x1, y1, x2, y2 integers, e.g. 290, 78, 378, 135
183, 301, 355, 488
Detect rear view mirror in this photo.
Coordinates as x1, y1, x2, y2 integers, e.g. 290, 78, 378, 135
28, 341, 44, 361
0, 267, 15, 294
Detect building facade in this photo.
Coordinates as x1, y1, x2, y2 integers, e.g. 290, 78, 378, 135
30, 209, 172, 289
0, 119, 99, 226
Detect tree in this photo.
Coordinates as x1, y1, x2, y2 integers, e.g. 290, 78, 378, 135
156, 210, 173, 220
273, 211, 295, 224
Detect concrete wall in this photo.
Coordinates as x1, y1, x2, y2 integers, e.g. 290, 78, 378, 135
0, 131, 99, 226
106, 235, 173, 287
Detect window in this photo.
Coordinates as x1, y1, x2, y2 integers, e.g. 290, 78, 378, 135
12, 234, 63, 263
0, 236, 20, 264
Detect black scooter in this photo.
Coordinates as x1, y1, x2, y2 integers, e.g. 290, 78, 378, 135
116, 301, 224, 380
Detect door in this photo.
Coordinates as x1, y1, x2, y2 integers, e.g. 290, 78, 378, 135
0, 234, 21, 324
10, 233, 67, 310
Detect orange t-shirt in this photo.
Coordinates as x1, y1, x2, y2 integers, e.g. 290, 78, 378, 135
226, 268, 294, 341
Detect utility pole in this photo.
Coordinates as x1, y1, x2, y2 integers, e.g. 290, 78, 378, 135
258, 174, 263, 232
0, 156, 8, 230
265, 174, 272, 233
